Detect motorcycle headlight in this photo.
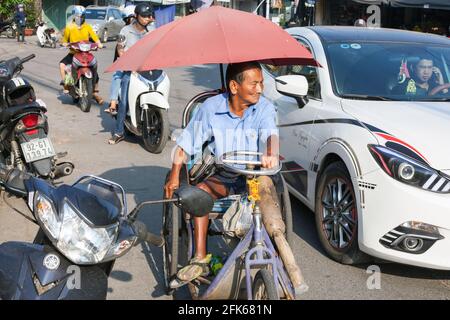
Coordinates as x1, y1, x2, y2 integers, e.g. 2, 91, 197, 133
79, 43, 91, 52
56, 202, 117, 264
35, 193, 61, 239
368, 145, 450, 193
34, 194, 135, 265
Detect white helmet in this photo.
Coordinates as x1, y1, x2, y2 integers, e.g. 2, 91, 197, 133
354, 19, 367, 27
122, 5, 135, 21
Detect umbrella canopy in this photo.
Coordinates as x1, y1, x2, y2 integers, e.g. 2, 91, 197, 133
107, 6, 317, 73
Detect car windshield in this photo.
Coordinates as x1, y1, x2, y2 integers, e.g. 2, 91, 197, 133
85, 9, 107, 20
325, 41, 450, 101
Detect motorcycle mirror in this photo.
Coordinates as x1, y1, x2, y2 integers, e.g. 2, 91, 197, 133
174, 185, 214, 217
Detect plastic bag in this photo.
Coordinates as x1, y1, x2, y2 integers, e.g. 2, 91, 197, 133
222, 197, 253, 238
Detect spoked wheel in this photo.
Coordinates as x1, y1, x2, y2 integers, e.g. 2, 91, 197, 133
142, 108, 169, 154
252, 269, 279, 300
6, 27, 15, 38
78, 77, 93, 112
162, 200, 179, 296
162, 168, 191, 297
315, 161, 369, 264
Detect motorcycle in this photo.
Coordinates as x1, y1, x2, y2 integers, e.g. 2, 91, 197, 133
123, 70, 171, 154
64, 41, 100, 113
0, 21, 16, 39
0, 54, 74, 179
0, 165, 210, 300
36, 22, 57, 48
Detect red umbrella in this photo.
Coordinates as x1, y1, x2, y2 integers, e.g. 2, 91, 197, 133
106, 6, 317, 73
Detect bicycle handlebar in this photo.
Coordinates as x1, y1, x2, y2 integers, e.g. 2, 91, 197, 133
217, 151, 281, 176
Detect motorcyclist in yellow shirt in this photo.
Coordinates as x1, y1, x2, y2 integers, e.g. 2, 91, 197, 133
59, 5, 104, 104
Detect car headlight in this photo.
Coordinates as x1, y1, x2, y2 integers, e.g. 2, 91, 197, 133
57, 202, 117, 264
368, 145, 450, 193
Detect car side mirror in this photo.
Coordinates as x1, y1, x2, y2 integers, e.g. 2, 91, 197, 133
108, 16, 114, 22
174, 185, 214, 217
275, 75, 309, 108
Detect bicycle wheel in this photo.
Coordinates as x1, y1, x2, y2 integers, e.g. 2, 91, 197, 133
252, 269, 279, 300
162, 200, 179, 295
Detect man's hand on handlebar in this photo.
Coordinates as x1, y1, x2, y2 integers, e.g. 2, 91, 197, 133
164, 176, 179, 199
261, 154, 278, 169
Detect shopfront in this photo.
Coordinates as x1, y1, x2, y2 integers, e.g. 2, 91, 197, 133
294, 0, 449, 36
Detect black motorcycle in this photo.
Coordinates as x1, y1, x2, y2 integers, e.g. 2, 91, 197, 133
0, 54, 73, 179
0, 20, 16, 39
0, 166, 213, 299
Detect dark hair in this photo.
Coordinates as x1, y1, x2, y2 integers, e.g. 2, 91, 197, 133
225, 61, 262, 91
414, 53, 434, 66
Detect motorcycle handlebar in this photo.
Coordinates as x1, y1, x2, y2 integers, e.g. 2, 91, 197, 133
21, 54, 35, 64
133, 221, 165, 247
0, 164, 29, 198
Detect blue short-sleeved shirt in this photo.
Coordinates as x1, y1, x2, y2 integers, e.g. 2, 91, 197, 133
176, 93, 278, 162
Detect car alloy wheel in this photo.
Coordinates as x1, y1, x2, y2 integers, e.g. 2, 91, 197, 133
321, 176, 357, 250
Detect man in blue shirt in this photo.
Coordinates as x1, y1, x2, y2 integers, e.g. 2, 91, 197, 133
165, 61, 281, 284
14, 4, 26, 43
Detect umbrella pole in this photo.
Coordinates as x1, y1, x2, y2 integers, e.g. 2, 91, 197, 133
220, 63, 225, 91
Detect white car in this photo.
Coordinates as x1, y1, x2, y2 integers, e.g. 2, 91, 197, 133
262, 26, 450, 270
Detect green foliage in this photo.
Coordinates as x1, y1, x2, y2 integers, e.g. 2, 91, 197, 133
0, 0, 36, 27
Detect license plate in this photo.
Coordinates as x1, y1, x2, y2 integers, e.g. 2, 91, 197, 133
20, 138, 56, 163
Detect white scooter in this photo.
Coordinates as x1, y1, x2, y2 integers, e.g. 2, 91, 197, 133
123, 70, 170, 154
36, 22, 57, 48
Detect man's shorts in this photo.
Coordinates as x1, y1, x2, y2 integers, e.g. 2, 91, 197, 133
203, 172, 247, 195
59, 53, 74, 66
203, 172, 283, 196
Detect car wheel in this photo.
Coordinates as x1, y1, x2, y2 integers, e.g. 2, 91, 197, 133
101, 29, 108, 43
315, 161, 370, 264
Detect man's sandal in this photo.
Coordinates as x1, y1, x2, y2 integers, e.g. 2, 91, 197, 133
107, 134, 124, 145
176, 254, 212, 283
104, 104, 118, 116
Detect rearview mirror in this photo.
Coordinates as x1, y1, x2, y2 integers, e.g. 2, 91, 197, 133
275, 75, 309, 108
108, 16, 114, 22
174, 185, 214, 217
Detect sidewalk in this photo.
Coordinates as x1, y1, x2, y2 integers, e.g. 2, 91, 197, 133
0, 35, 39, 57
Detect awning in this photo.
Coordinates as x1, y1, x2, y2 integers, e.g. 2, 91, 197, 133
388, 0, 450, 10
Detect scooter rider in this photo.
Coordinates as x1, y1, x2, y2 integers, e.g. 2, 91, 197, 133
59, 5, 104, 104
104, 5, 135, 115
108, 3, 155, 145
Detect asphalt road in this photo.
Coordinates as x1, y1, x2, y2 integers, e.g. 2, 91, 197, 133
0, 36, 449, 300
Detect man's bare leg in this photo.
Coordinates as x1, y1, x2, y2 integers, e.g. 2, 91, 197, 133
59, 63, 66, 82
93, 82, 104, 104
193, 177, 229, 259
